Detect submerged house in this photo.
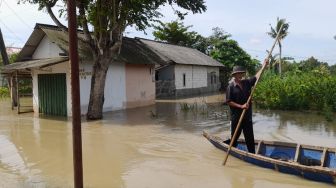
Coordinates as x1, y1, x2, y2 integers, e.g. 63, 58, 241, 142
1, 24, 162, 116
137, 39, 224, 99
1, 23, 224, 117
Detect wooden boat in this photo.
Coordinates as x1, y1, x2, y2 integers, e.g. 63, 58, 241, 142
203, 131, 336, 184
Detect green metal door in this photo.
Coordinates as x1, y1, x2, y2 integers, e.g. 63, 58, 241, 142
38, 74, 67, 116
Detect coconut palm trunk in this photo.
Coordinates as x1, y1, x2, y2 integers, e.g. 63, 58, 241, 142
279, 41, 282, 75
267, 17, 289, 75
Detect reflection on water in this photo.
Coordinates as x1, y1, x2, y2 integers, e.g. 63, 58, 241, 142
0, 96, 335, 188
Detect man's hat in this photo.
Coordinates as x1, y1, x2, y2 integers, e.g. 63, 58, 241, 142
231, 66, 246, 75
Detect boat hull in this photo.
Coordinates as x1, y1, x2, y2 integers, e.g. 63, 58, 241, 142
203, 131, 336, 184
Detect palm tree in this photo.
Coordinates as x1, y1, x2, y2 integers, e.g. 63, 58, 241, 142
267, 17, 290, 75
266, 50, 280, 72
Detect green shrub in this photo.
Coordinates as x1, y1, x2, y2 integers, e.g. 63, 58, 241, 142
0, 87, 9, 98
254, 71, 336, 116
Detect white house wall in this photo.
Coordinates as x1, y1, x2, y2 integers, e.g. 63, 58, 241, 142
174, 64, 207, 89
78, 61, 126, 114
103, 62, 126, 112
78, 61, 92, 114
32, 36, 64, 59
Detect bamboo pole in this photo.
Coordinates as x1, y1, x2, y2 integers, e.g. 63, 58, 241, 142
223, 24, 284, 166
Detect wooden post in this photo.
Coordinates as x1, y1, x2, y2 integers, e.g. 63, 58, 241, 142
10, 74, 14, 110
223, 24, 284, 166
16, 71, 20, 114
67, 0, 84, 187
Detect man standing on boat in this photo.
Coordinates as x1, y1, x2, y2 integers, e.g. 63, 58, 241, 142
225, 61, 268, 153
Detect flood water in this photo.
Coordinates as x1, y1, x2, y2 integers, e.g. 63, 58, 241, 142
0, 95, 335, 188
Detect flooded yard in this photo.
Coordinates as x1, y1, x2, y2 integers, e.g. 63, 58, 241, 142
0, 95, 335, 188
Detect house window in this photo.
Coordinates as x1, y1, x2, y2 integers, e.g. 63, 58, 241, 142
210, 72, 216, 85
183, 73, 186, 87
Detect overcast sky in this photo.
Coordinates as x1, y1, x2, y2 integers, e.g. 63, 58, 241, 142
0, 0, 335, 65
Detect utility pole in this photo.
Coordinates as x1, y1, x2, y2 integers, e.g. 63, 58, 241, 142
67, 0, 84, 187
0, 28, 17, 107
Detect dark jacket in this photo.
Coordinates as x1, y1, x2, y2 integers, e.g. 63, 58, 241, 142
225, 77, 256, 122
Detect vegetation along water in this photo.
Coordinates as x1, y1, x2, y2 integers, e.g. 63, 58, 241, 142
254, 57, 336, 121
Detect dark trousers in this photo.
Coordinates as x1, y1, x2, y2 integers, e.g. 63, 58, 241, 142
231, 119, 255, 153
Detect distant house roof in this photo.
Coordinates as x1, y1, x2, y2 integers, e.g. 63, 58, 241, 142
138, 38, 224, 67
6, 47, 21, 55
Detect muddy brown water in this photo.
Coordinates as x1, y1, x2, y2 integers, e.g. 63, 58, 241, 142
0, 95, 335, 188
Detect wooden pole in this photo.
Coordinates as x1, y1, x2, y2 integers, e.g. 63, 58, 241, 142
223, 24, 284, 166
67, 0, 83, 187
16, 71, 20, 114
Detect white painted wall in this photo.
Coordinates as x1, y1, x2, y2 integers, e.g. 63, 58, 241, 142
32, 36, 64, 59
174, 64, 207, 89
103, 62, 126, 112
192, 66, 207, 88
78, 61, 127, 114
78, 61, 93, 114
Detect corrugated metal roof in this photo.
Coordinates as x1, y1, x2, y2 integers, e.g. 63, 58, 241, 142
117, 37, 166, 65
1, 57, 69, 73
17, 23, 89, 61
16, 23, 223, 68
138, 38, 224, 67
17, 28, 45, 61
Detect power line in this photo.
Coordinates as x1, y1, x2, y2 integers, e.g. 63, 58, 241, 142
3, 0, 32, 30
0, 19, 25, 45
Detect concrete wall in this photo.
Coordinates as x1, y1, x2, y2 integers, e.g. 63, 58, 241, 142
104, 61, 127, 112
156, 65, 221, 99
78, 61, 127, 114
32, 36, 64, 59
157, 66, 174, 80
174, 64, 207, 90
125, 64, 155, 108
